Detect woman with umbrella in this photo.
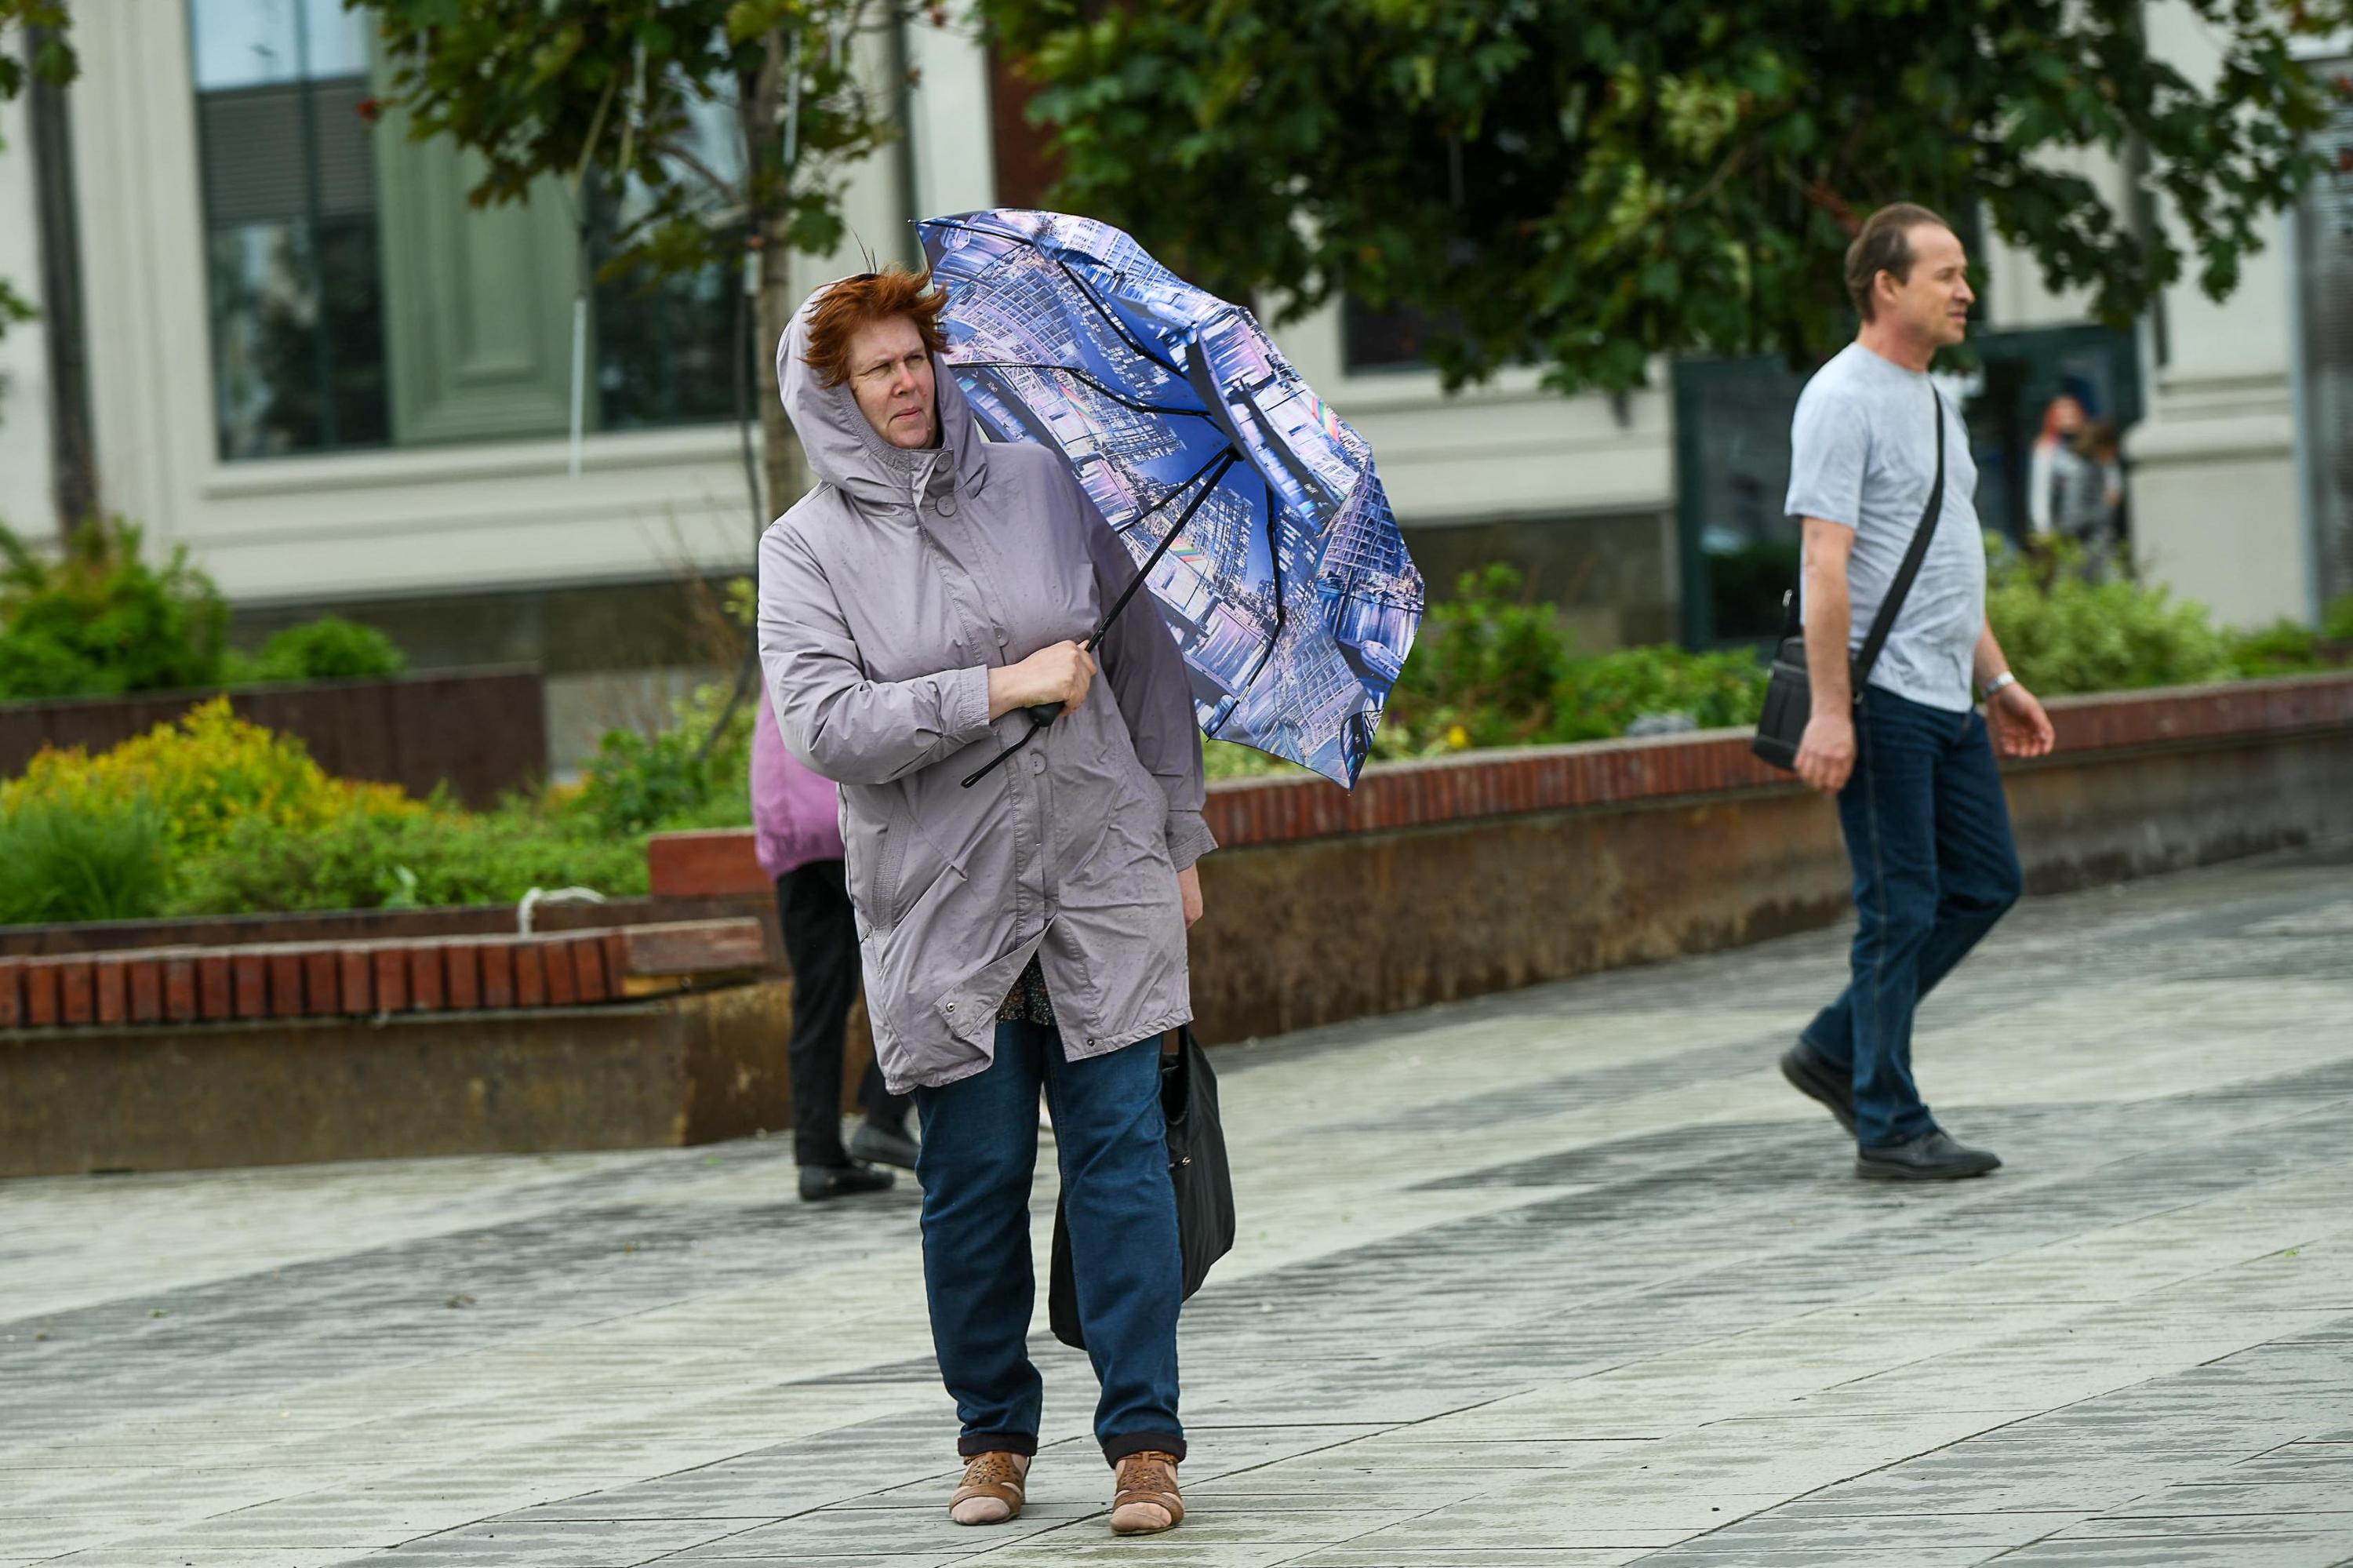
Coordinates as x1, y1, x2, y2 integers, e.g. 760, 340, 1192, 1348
758, 266, 1209, 1537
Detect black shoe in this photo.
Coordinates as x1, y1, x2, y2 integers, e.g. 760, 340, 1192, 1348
1780, 1040, 1857, 1134
1855, 1129, 2002, 1181
846, 1119, 921, 1171
798, 1163, 896, 1201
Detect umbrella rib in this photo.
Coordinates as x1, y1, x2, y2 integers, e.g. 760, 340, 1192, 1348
1204, 471, 1289, 740
919, 215, 1184, 377
1092, 448, 1242, 646
958, 361, 1213, 420
961, 446, 1240, 791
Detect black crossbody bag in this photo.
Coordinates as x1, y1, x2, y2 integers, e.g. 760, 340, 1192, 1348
1752, 389, 1946, 771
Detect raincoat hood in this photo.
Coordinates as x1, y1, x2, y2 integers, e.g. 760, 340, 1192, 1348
776, 278, 991, 513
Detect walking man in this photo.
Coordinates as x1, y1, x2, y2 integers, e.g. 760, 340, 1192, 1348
1778, 202, 2057, 1180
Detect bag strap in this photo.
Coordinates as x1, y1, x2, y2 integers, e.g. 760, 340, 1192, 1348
1849, 386, 1946, 692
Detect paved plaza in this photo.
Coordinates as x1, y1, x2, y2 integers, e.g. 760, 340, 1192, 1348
5, 844, 2351, 1567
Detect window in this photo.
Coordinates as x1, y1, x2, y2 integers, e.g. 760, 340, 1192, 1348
188, 0, 740, 460
191, 0, 387, 457
1341, 295, 1446, 376
589, 92, 745, 432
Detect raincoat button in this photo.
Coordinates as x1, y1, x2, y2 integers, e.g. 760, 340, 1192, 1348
936, 496, 957, 517
945, 1002, 957, 1014
1028, 753, 1046, 773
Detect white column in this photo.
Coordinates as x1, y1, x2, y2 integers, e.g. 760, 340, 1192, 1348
0, 91, 56, 537
904, 5, 996, 222
2126, 5, 2313, 628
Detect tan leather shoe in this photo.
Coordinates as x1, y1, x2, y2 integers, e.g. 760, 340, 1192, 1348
950, 1450, 1029, 1526
1109, 1450, 1184, 1535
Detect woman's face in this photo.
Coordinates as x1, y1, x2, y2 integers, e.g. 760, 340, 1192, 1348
2048, 396, 2086, 437
844, 315, 937, 449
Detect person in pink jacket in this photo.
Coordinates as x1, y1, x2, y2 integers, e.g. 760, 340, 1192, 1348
752, 697, 917, 1199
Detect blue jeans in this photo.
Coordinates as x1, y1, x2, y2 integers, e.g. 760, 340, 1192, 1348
1805, 686, 2024, 1148
912, 1020, 1184, 1465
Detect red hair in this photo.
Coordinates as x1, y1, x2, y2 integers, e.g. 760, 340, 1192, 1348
802, 267, 949, 388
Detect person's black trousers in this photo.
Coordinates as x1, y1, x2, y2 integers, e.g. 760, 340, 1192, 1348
776, 861, 908, 1168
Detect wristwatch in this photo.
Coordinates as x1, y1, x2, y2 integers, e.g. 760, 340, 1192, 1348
1981, 671, 2017, 701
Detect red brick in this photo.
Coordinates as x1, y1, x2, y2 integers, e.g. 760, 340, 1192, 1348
340, 948, 374, 1015
512, 941, 547, 1007
304, 948, 341, 1016
372, 947, 409, 1013
94, 956, 131, 1026
614, 920, 769, 979
164, 956, 199, 1023
25, 962, 60, 1027
231, 951, 268, 1020
407, 944, 444, 1011
268, 949, 305, 1019
442, 944, 481, 1011
602, 932, 630, 995
0, 956, 24, 1029
541, 940, 578, 1006
646, 829, 769, 898
128, 955, 165, 1024
570, 936, 609, 1002
479, 943, 516, 1008
57, 960, 95, 1027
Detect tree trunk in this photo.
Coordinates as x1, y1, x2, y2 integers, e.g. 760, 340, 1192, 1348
754, 216, 806, 525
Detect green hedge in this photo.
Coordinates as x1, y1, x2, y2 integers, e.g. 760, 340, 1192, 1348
0, 520, 406, 702
5, 551, 2347, 925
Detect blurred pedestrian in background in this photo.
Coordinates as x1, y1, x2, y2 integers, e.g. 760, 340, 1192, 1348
2028, 392, 2126, 573
2028, 392, 2091, 542
758, 267, 1210, 1537
751, 699, 918, 1200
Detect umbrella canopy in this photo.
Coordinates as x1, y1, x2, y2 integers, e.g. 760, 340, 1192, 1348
915, 209, 1424, 788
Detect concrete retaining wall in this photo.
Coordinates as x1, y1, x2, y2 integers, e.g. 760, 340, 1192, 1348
1187, 721, 2353, 1042
0, 984, 793, 1177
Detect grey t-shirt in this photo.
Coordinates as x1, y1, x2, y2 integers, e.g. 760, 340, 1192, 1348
1784, 343, 1985, 712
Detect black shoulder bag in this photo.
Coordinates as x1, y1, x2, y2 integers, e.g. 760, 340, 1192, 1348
1751, 389, 1946, 771
1048, 1026, 1235, 1351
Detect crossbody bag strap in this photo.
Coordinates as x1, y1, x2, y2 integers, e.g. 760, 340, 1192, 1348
1849, 386, 1947, 693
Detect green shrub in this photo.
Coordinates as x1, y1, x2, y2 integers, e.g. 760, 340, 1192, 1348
232, 617, 408, 684
170, 805, 649, 916
1549, 645, 1767, 742
564, 679, 755, 838
0, 797, 172, 926
0, 518, 229, 700
1985, 537, 2233, 695
2323, 592, 2353, 645
1373, 563, 1768, 755
1380, 565, 1578, 751
2224, 618, 2327, 678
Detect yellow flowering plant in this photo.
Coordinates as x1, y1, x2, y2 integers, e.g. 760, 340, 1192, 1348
0, 698, 421, 857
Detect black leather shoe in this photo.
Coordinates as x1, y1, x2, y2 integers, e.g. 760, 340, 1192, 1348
798, 1163, 896, 1201
1855, 1129, 2002, 1181
1780, 1040, 1857, 1134
847, 1119, 921, 1172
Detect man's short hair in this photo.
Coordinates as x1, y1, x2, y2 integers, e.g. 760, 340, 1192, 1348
1845, 203, 1951, 321
802, 266, 949, 388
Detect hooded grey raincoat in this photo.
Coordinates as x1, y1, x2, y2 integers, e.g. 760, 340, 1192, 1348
757, 286, 1216, 1096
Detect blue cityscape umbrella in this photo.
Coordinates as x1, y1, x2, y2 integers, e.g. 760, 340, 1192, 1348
915, 209, 1425, 788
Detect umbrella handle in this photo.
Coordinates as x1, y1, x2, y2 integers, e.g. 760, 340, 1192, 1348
1027, 702, 1064, 726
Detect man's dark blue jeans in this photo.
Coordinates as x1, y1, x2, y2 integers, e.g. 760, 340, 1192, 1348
1804, 685, 2024, 1149
912, 1019, 1184, 1466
